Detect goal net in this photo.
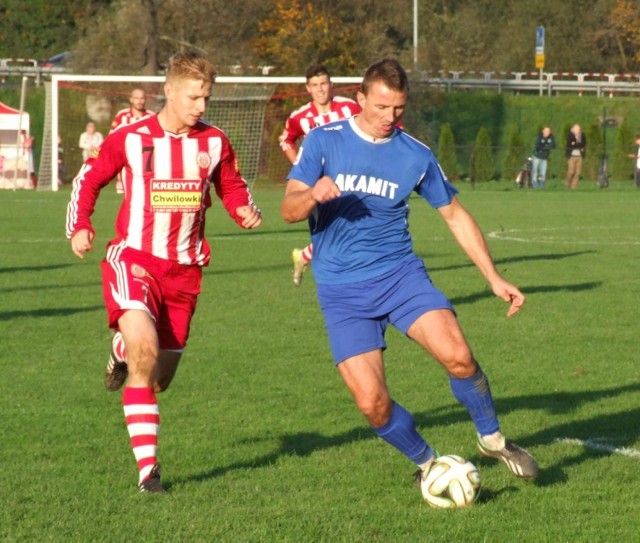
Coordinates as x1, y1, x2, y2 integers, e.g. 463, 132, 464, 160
40, 75, 361, 191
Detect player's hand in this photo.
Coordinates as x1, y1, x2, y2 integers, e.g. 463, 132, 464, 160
236, 204, 262, 229
70, 229, 94, 259
490, 277, 526, 317
311, 175, 341, 203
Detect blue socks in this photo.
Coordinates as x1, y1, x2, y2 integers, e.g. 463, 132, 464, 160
449, 366, 500, 436
372, 401, 434, 465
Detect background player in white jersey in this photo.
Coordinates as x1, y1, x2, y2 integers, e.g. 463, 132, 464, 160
110, 88, 155, 193
279, 63, 360, 285
66, 51, 262, 493
281, 58, 538, 494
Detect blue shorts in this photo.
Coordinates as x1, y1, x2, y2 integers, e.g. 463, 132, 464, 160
317, 256, 454, 364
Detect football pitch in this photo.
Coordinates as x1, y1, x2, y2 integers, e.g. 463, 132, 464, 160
1, 181, 638, 541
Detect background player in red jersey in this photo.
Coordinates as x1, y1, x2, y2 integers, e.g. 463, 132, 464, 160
66, 51, 262, 493
110, 88, 155, 193
279, 64, 361, 286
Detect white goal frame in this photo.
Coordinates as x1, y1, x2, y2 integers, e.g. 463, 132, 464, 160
48, 74, 361, 191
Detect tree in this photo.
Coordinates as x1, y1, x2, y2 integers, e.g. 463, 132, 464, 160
0, 0, 111, 60
611, 119, 634, 181
70, 0, 268, 74
584, 122, 603, 182
608, 0, 640, 72
470, 127, 495, 183
437, 123, 459, 181
501, 125, 526, 182
250, 0, 410, 74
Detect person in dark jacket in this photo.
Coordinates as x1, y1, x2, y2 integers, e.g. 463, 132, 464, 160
531, 127, 556, 188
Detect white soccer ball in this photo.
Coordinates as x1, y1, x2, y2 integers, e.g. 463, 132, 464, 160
421, 454, 481, 509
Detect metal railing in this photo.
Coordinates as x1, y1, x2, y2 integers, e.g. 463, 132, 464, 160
3, 59, 640, 96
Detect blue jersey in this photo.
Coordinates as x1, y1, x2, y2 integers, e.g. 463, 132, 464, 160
287, 117, 458, 284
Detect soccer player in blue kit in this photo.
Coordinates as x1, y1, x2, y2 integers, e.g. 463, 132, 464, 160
280, 58, 538, 489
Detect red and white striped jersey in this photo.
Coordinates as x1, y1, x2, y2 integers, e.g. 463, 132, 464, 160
110, 107, 155, 134
66, 115, 255, 267
278, 96, 361, 151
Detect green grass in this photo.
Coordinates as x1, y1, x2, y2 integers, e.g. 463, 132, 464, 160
1, 181, 639, 542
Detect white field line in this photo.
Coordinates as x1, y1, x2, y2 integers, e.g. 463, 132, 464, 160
555, 437, 640, 459
487, 226, 640, 245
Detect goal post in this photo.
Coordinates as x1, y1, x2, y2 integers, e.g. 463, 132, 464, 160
43, 75, 362, 191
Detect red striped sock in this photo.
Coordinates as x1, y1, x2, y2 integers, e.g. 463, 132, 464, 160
301, 244, 313, 263
123, 386, 159, 484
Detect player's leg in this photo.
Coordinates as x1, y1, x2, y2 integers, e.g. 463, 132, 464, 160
337, 350, 436, 473
101, 246, 172, 492
292, 243, 313, 286
117, 309, 166, 492
318, 263, 437, 479
408, 309, 538, 480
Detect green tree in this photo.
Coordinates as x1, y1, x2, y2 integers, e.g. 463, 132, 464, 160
611, 119, 634, 181
0, 0, 110, 59
470, 127, 495, 183
437, 123, 459, 180
584, 122, 603, 181
501, 125, 526, 181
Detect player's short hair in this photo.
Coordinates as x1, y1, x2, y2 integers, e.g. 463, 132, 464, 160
306, 63, 330, 82
361, 58, 409, 96
166, 51, 217, 84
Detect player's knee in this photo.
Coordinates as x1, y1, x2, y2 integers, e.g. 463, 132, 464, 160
356, 393, 392, 427
440, 347, 476, 379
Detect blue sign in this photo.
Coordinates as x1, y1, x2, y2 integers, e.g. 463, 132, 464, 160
536, 26, 545, 55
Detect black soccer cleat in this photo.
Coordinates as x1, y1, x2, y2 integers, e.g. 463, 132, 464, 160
138, 464, 166, 493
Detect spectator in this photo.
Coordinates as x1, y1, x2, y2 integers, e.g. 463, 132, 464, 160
531, 126, 556, 189
565, 124, 586, 189
78, 122, 104, 161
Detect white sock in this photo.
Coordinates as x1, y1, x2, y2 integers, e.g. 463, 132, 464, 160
479, 430, 505, 451
418, 455, 436, 473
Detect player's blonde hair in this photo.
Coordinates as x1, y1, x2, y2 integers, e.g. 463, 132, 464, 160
166, 51, 217, 84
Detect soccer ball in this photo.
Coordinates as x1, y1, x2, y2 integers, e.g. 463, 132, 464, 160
421, 454, 481, 509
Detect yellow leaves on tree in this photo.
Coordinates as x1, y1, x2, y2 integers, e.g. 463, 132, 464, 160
610, 0, 640, 71
251, 0, 358, 74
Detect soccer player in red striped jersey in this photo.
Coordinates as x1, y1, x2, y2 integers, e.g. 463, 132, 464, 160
110, 88, 155, 193
66, 51, 262, 493
278, 64, 361, 286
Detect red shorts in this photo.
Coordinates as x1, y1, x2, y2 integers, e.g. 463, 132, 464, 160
101, 242, 202, 350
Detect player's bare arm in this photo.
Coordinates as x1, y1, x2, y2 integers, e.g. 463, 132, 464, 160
283, 147, 298, 165
437, 197, 525, 317
236, 204, 263, 229
281, 176, 340, 223
70, 228, 95, 259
